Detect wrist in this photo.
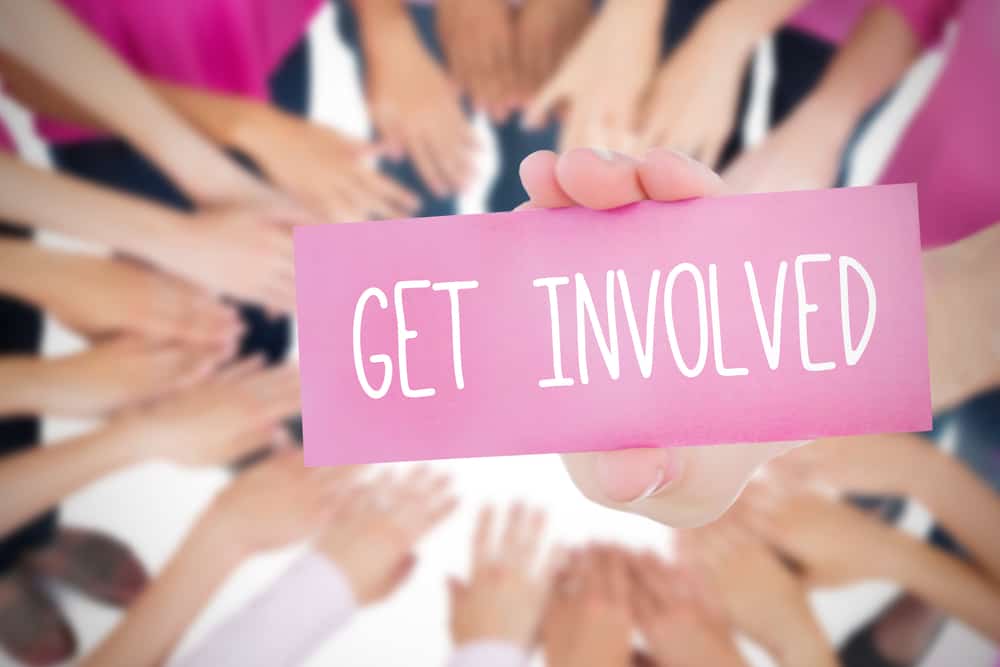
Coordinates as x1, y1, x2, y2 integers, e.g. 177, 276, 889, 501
0, 356, 46, 415
189, 508, 254, 569
704, 1, 770, 55
770, 613, 837, 667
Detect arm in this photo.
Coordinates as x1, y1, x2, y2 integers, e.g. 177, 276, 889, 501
0, 425, 135, 538
892, 531, 1000, 641
0, 153, 183, 257
169, 552, 357, 667
0, 0, 269, 207
723, 4, 923, 192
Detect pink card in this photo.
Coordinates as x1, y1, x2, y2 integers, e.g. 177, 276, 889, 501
294, 184, 930, 465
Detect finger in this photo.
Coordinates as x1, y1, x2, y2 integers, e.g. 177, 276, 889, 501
428, 123, 474, 194
522, 71, 566, 130
637, 147, 727, 201
554, 147, 646, 209
499, 503, 526, 563
470, 505, 497, 576
408, 130, 452, 198
605, 548, 630, 603
518, 150, 574, 209
512, 509, 546, 570
215, 355, 266, 384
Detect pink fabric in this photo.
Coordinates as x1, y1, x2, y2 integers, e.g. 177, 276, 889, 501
884, 0, 963, 46
38, 0, 323, 144
877, 0, 999, 248
789, 0, 870, 44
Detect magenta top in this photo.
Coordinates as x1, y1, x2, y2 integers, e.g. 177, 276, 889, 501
0, 123, 13, 154
789, 0, 869, 43
877, 0, 998, 247
169, 551, 529, 667
38, 0, 323, 144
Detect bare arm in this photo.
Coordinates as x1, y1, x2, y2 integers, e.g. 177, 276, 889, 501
0, 0, 268, 206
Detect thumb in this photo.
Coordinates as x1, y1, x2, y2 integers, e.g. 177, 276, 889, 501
565, 447, 683, 505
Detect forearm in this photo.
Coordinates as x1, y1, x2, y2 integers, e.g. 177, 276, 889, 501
0, 426, 134, 537
708, 0, 810, 50
0, 238, 54, 306
800, 5, 921, 144
0, 356, 51, 417
0, 0, 248, 205
170, 551, 357, 667
84, 518, 244, 667
895, 534, 1000, 641
0, 154, 185, 259
911, 447, 1000, 585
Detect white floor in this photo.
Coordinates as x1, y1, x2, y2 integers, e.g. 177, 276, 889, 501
1, 5, 996, 666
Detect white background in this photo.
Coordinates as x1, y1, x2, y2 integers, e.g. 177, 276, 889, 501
0, 5, 995, 666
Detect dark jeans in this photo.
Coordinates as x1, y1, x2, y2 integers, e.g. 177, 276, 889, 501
0, 224, 51, 574
335, 3, 560, 217
48, 39, 312, 364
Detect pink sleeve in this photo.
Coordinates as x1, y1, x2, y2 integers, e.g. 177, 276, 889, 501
447, 641, 530, 667
879, 0, 963, 46
169, 551, 357, 667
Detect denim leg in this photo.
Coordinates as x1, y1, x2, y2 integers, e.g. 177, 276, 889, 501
487, 111, 559, 212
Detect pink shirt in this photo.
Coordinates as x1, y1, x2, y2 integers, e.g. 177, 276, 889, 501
790, 0, 869, 44
0, 123, 13, 154
877, 0, 998, 248
39, 0, 323, 144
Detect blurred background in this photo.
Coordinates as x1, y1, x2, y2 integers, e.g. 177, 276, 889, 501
0, 0, 997, 666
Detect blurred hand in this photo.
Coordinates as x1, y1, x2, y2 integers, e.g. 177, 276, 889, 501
627, 552, 746, 667
738, 481, 909, 587
544, 546, 633, 667
366, 15, 478, 198
28, 248, 241, 345
722, 99, 843, 194
437, 0, 517, 122
26, 337, 231, 418
518, 147, 803, 527
450, 504, 556, 648
317, 466, 457, 604
232, 105, 419, 222
676, 519, 815, 656
637, 13, 751, 167
765, 434, 932, 498
513, 0, 592, 103
522, 0, 663, 152
114, 357, 300, 467
153, 206, 299, 313
204, 451, 359, 557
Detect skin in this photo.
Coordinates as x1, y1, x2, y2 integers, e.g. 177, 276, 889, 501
0, 239, 240, 346
318, 466, 457, 604
518, 147, 802, 527
82, 452, 359, 667
0, 337, 230, 419
723, 5, 922, 194
627, 551, 748, 667
522, 0, 666, 152
677, 519, 838, 667
0, 154, 299, 313
152, 83, 421, 222
437, 0, 518, 122
513, 0, 593, 104
449, 504, 557, 649
637, 0, 807, 165
737, 481, 1000, 641
0, 356, 300, 536
544, 546, 633, 667
0, 0, 309, 217
767, 432, 1000, 585
353, 0, 478, 198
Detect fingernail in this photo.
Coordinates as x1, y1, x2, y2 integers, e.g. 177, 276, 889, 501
591, 147, 618, 162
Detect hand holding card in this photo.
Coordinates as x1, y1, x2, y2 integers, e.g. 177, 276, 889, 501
295, 148, 930, 527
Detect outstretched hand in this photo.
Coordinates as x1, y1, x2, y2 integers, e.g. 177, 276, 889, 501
518, 147, 803, 527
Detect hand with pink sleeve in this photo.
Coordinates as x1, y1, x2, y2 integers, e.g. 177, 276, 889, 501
518, 147, 803, 527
